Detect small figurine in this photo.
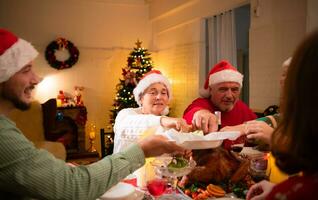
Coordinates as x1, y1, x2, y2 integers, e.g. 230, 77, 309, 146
64, 91, 76, 107
74, 86, 84, 106
57, 90, 67, 107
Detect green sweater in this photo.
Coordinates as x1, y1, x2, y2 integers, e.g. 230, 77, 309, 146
0, 115, 145, 200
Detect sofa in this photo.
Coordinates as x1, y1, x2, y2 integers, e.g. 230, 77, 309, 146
8, 101, 66, 160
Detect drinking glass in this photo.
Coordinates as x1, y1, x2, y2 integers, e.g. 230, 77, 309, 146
144, 159, 167, 199
249, 153, 271, 182
146, 179, 167, 197
151, 156, 196, 200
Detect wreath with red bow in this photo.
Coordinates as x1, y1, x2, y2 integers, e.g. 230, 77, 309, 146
45, 37, 79, 70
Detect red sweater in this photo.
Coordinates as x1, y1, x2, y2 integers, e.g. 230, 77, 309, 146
266, 173, 318, 200
183, 98, 257, 149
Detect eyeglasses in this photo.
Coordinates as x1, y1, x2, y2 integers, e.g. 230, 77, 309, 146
144, 90, 168, 97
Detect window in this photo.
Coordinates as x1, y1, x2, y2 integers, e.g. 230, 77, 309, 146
204, 4, 250, 104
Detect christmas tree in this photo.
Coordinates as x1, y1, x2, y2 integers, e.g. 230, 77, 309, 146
110, 40, 154, 126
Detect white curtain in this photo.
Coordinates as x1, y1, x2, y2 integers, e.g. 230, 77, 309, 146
206, 10, 237, 72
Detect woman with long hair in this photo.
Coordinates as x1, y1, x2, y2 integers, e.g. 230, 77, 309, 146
247, 30, 318, 200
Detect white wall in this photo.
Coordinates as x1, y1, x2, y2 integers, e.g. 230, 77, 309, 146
249, 0, 307, 109
307, 0, 318, 32
0, 0, 151, 152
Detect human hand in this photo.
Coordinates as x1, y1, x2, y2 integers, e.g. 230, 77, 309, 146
220, 124, 246, 136
245, 121, 274, 145
160, 116, 193, 132
66, 162, 78, 167
138, 134, 188, 158
192, 109, 218, 134
246, 180, 275, 200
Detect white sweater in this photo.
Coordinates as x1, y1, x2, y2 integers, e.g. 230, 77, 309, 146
113, 107, 163, 187
113, 107, 163, 153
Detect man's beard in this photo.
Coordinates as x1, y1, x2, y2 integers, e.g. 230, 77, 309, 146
1, 87, 31, 111
12, 98, 31, 110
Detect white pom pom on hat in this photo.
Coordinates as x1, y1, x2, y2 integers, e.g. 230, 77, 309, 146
199, 60, 243, 98
0, 29, 38, 83
133, 69, 172, 107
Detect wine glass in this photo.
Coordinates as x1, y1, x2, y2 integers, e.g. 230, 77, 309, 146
151, 156, 196, 200
146, 178, 167, 198
249, 152, 271, 182
144, 159, 167, 199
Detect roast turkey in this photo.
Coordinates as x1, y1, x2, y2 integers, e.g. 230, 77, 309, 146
186, 147, 249, 184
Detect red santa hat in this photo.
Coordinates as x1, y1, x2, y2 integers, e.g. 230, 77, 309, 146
0, 29, 38, 83
133, 70, 172, 106
200, 60, 243, 97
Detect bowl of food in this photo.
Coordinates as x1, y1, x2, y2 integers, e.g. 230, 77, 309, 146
152, 156, 196, 177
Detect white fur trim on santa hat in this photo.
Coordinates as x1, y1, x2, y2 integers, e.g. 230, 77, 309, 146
199, 69, 243, 98
0, 38, 38, 83
133, 73, 172, 106
209, 69, 243, 86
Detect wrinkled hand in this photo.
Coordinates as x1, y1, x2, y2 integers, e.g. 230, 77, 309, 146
245, 121, 274, 145
192, 109, 218, 134
246, 180, 275, 200
160, 116, 193, 132
138, 134, 187, 158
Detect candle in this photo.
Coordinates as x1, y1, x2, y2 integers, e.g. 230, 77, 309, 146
89, 124, 96, 140
89, 130, 96, 140
56, 99, 62, 107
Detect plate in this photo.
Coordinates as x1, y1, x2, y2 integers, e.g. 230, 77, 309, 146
179, 140, 223, 149
99, 182, 144, 200
163, 130, 240, 149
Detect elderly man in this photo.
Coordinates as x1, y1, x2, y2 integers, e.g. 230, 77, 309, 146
0, 29, 186, 200
183, 60, 256, 149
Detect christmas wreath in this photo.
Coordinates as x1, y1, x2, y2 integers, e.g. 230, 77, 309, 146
45, 37, 79, 70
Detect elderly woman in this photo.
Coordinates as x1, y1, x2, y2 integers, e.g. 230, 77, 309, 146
113, 70, 191, 187
114, 70, 191, 153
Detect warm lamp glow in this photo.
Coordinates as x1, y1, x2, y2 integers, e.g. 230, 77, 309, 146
34, 75, 59, 103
